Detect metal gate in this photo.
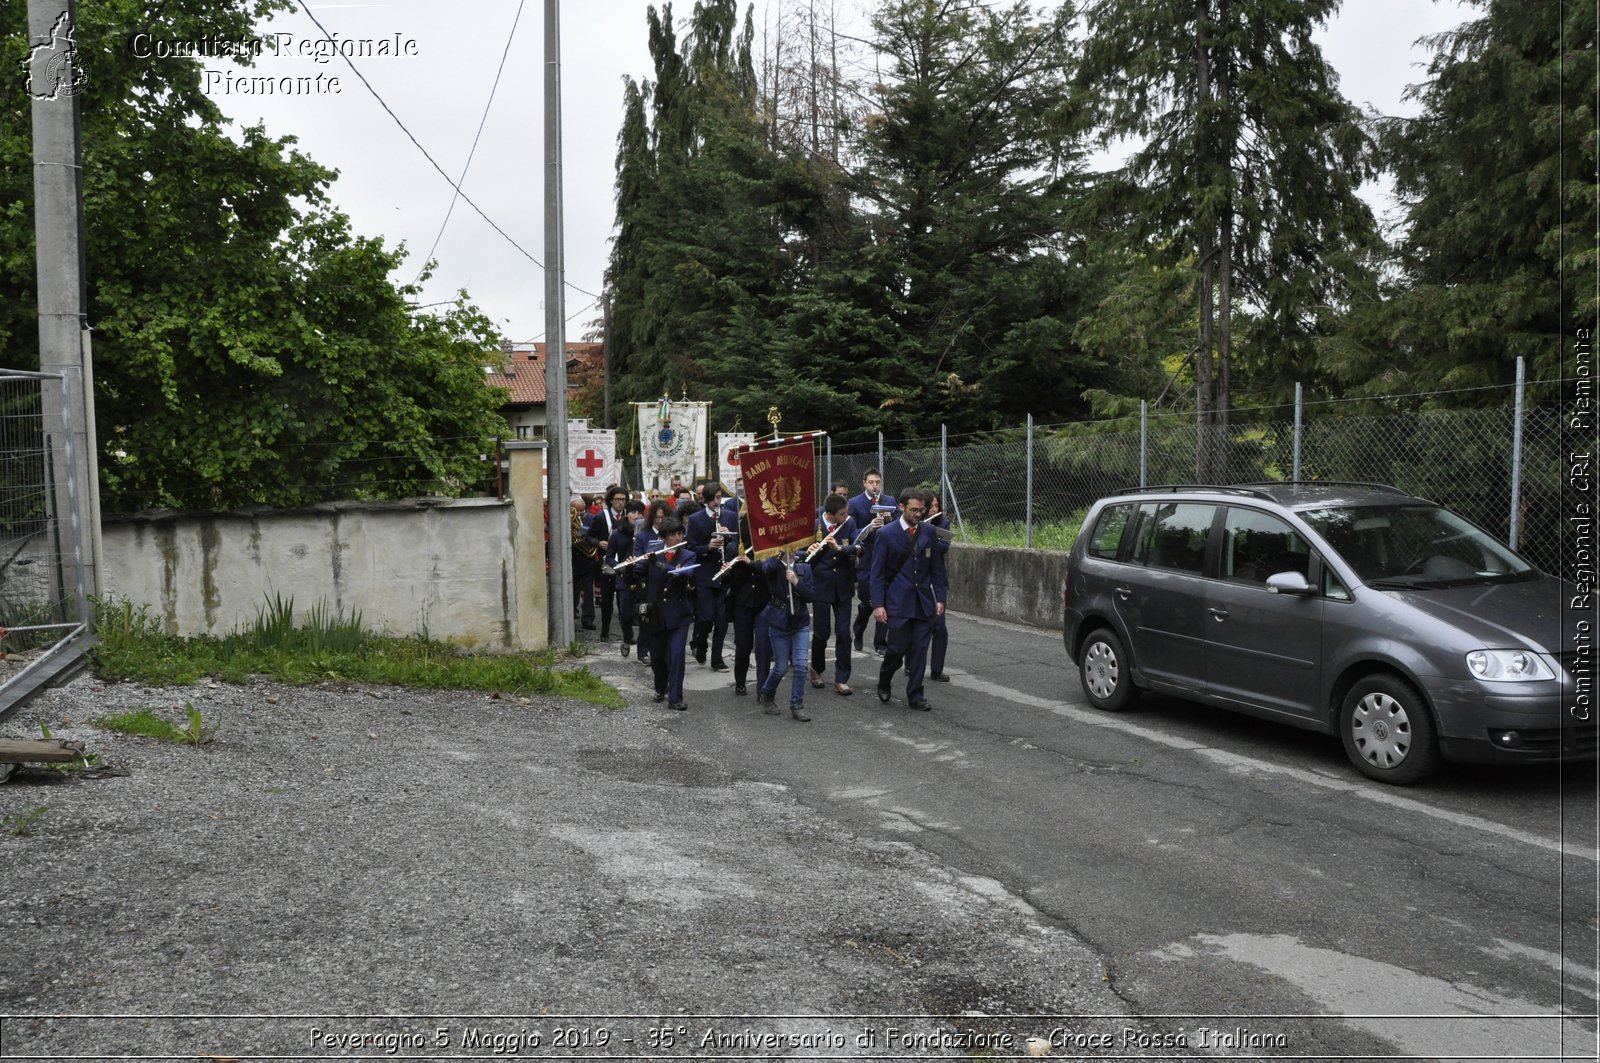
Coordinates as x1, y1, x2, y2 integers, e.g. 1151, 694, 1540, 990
0, 367, 92, 720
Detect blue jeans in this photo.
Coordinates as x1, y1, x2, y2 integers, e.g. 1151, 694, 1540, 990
762, 622, 811, 706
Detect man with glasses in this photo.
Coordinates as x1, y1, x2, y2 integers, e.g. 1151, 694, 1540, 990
870, 487, 947, 711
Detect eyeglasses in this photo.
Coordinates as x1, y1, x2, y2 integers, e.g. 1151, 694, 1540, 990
903, 506, 926, 515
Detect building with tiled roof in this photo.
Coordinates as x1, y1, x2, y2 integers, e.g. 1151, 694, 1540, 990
484, 341, 604, 441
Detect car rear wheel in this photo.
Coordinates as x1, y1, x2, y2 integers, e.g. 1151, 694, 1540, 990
1079, 628, 1138, 712
1340, 675, 1440, 785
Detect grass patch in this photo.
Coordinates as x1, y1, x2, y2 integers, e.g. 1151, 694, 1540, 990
96, 703, 219, 745
958, 519, 1083, 551
89, 597, 623, 709
3, 805, 47, 836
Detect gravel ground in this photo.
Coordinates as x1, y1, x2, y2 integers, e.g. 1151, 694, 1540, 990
0, 661, 1175, 1061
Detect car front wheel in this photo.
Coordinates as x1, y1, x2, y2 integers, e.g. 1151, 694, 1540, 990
1079, 628, 1138, 712
1340, 675, 1440, 785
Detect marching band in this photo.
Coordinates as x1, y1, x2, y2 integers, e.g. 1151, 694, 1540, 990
576, 466, 952, 722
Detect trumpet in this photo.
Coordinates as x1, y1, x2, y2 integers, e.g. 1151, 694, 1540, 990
711, 545, 754, 583
801, 521, 845, 563
602, 543, 672, 576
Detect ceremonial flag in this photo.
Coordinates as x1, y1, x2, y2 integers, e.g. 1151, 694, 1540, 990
716, 432, 756, 491
567, 424, 618, 493
738, 435, 821, 560
636, 399, 711, 490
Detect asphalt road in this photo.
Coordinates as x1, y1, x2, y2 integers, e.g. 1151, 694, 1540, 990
598, 611, 1600, 1062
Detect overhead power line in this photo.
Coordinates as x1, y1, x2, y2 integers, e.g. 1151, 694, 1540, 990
291, 0, 602, 302
412, 0, 528, 286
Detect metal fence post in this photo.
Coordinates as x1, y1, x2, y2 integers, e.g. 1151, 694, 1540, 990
1139, 401, 1148, 488
1293, 382, 1303, 483
825, 435, 832, 497
1509, 356, 1525, 549
940, 424, 947, 511
878, 432, 885, 484
1025, 413, 1034, 549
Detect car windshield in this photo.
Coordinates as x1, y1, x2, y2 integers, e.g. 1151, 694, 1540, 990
1299, 503, 1538, 588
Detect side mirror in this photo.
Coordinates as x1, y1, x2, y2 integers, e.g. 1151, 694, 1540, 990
1265, 571, 1316, 597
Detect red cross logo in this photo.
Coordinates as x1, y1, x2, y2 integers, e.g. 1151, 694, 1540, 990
575, 449, 604, 477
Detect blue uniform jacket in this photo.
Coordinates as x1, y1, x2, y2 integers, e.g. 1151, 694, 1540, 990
869, 520, 948, 620
640, 550, 696, 631
808, 514, 857, 604
757, 558, 814, 631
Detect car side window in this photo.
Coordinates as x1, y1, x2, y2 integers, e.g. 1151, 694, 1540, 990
1129, 502, 1214, 574
1221, 508, 1312, 587
1087, 504, 1133, 560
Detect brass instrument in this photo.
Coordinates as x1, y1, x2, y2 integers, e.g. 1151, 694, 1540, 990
573, 508, 601, 560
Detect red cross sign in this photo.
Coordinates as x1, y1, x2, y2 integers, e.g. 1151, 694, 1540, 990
576, 449, 605, 477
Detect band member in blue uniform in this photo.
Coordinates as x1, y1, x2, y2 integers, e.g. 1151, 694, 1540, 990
807, 494, 857, 696
686, 482, 732, 670
719, 509, 770, 697
637, 518, 696, 711
848, 469, 892, 655
756, 549, 815, 722
632, 498, 673, 668
927, 489, 952, 682
571, 496, 599, 630
870, 488, 947, 711
603, 499, 645, 657
585, 486, 628, 642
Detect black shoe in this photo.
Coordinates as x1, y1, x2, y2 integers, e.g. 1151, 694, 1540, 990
620, 641, 631, 657
711, 660, 729, 672
670, 701, 687, 711
877, 686, 892, 704
930, 672, 950, 682
853, 636, 864, 652
790, 704, 811, 722
582, 621, 596, 631
909, 699, 932, 711
652, 692, 665, 703
873, 646, 886, 656
600, 631, 612, 642
758, 691, 780, 715
734, 683, 747, 696
694, 646, 708, 665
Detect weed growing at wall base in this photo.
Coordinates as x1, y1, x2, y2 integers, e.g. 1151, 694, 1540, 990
89, 597, 624, 708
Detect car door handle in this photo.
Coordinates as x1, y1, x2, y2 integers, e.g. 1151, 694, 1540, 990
1115, 586, 1132, 600
1209, 607, 1229, 621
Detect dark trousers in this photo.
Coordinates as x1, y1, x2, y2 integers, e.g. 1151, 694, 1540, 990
732, 605, 771, 692
811, 596, 853, 683
573, 555, 596, 623
931, 610, 948, 674
879, 614, 933, 705
616, 586, 637, 648
691, 586, 728, 665
853, 577, 886, 651
596, 573, 618, 637
647, 623, 690, 703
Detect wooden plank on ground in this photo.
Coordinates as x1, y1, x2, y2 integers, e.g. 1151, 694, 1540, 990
0, 738, 86, 763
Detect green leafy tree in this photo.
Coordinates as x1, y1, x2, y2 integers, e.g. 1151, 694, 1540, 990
1349, 0, 1597, 396
1078, 0, 1380, 479
0, 0, 506, 511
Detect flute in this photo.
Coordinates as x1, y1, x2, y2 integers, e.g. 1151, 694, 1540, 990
801, 521, 844, 562
602, 543, 672, 575
710, 545, 754, 583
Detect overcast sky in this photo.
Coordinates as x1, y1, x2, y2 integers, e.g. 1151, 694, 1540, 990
198, 0, 1476, 345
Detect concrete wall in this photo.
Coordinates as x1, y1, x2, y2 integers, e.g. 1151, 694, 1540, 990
101, 444, 550, 653
945, 542, 1067, 632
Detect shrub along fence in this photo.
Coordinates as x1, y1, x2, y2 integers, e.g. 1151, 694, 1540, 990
828, 364, 1569, 576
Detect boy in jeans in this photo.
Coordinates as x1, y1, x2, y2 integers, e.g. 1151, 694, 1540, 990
755, 550, 815, 721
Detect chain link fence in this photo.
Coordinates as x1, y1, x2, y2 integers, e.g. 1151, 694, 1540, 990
827, 379, 1573, 575
0, 368, 92, 718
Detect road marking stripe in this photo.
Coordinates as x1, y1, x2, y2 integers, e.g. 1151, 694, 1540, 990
956, 672, 1598, 864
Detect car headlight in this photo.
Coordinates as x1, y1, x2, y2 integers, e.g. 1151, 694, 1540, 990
1466, 649, 1557, 682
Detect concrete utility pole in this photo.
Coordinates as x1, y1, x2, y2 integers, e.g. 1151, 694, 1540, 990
543, 0, 573, 648
28, 0, 101, 603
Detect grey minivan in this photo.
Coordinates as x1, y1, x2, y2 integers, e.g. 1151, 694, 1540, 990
1061, 482, 1591, 784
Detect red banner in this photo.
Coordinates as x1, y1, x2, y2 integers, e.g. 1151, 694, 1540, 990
738, 437, 818, 560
